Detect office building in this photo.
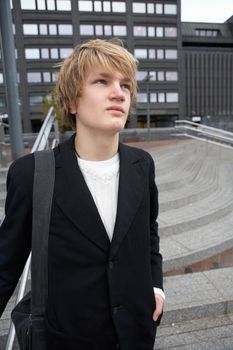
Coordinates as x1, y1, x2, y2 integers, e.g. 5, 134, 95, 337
0, 0, 180, 132
181, 16, 233, 128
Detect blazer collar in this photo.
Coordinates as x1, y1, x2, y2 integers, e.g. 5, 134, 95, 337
54, 134, 145, 257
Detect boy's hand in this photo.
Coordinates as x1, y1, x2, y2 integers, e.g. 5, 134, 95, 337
152, 294, 164, 321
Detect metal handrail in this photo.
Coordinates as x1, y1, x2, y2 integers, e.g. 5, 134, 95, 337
0, 121, 10, 167
175, 120, 233, 147
5, 106, 58, 350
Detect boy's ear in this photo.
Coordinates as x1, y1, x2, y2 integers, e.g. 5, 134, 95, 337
69, 103, 77, 114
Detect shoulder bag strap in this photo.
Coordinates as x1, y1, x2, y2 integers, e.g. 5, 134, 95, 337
31, 149, 55, 318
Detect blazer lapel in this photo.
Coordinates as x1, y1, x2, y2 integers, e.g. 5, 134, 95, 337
109, 143, 145, 259
53, 135, 110, 253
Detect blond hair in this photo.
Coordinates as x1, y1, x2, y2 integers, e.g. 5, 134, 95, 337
56, 39, 138, 129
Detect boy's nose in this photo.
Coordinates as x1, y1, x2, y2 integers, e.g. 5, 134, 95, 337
109, 83, 125, 101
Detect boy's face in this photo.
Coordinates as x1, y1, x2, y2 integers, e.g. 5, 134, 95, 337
70, 67, 131, 134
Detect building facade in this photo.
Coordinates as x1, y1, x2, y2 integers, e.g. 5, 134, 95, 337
181, 17, 233, 129
0, 0, 180, 132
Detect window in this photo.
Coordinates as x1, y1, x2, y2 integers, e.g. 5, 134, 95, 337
147, 3, 154, 13
104, 25, 112, 36
156, 27, 163, 37
80, 25, 94, 35
133, 1, 176, 15
138, 71, 177, 82
149, 71, 156, 81
24, 23, 73, 36
43, 72, 52, 82
164, 4, 177, 15
137, 71, 157, 81
103, 1, 111, 12
78, 0, 92, 11
134, 49, 147, 59
195, 29, 219, 37
37, 0, 46, 9
158, 93, 165, 103
23, 24, 38, 35
50, 48, 59, 59
25, 48, 40, 59
95, 25, 103, 35
47, 0, 55, 10
166, 92, 178, 102
166, 71, 178, 81
94, 1, 101, 11
165, 49, 177, 59
21, 0, 36, 9
132, 2, 146, 13
112, 2, 125, 12
113, 25, 126, 36
165, 27, 177, 37
49, 24, 57, 35
41, 48, 49, 59
60, 48, 73, 58
29, 95, 43, 106
78, 0, 125, 13
58, 24, 73, 35
27, 72, 42, 83
134, 26, 146, 37
79, 23, 126, 36
26, 47, 72, 60
150, 93, 157, 102
39, 24, 48, 35
57, 0, 71, 10
157, 49, 164, 59
136, 71, 147, 81
148, 49, 155, 59
137, 93, 147, 103
148, 27, 155, 37
155, 3, 163, 14
134, 49, 177, 61
157, 71, 164, 81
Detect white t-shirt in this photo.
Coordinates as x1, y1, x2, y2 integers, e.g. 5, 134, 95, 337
77, 153, 119, 242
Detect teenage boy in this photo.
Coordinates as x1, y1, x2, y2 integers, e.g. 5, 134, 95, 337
0, 39, 164, 350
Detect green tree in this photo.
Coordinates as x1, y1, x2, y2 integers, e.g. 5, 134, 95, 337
43, 90, 71, 132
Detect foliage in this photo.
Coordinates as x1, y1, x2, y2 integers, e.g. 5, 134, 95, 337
42, 89, 71, 132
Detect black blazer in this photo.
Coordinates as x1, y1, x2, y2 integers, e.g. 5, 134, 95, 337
0, 134, 163, 350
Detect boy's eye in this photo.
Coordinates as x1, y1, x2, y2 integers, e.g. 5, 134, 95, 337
121, 83, 131, 90
95, 79, 107, 85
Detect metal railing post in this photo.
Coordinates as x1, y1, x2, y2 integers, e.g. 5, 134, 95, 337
0, 123, 8, 168
174, 120, 233, 148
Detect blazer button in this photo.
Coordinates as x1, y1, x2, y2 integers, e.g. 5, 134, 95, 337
113, 305, 122, 315
113, 307, 118, 315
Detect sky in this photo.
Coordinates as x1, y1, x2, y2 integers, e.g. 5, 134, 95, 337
181, 0, 233, 23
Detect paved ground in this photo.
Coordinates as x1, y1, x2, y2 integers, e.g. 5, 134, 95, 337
1, 137, 233, 349
155, 313, 233, 350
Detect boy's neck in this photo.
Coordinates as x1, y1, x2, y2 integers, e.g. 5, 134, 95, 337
75, 130, 119, 161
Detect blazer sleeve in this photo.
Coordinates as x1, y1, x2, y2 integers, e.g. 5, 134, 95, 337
148, 153, 163, 290
0, 155, 34, 317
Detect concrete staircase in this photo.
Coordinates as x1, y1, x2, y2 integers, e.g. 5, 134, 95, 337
152, 141, 233, 273
1, 139, 233, 349
152, 140, 233, 349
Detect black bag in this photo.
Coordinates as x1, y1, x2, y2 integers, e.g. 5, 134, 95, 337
11, 150, 55, 350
